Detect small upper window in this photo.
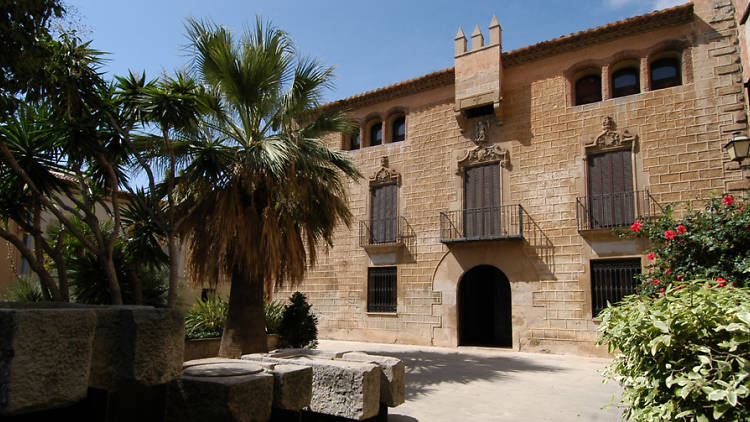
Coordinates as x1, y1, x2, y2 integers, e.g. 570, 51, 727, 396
392, 116, 405, 142
575, 74, 602, 105
349, 132, 360, 150
650, 57, 681, 90
612, 67, 640, 98
370, 122, 382, 146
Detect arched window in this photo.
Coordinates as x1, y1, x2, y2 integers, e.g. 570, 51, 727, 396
349, 131, 360, 150
612, 67, 640, 98
650, 57, 681, 90
392, 116, 405, 142
575, 74, 602, 105
369, 121, 383, 146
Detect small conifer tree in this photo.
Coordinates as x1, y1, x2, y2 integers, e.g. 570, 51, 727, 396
278, 292, 318, 348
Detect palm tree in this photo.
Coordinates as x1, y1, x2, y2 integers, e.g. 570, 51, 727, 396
178, 18, 360, 357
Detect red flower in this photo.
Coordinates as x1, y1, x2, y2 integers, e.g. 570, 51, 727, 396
647, 252, 656, 260
664, 268, 671, 275
717, 277, 725, 282
732, 282, 737, 287
665, 230, 677, 240
718, 281, 727, 287
677, 274, 684, 281
724, 195, 734, 206
676, 225, 687, 234
652, 279, 660, 285
630, 222, 642, 232
659, 288, 665, 296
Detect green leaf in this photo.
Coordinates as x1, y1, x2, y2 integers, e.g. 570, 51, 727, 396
722, 323, 749, 333
649, 334, 672, 355
653, 319, 670, 333
708, 389, 726, 401
727, 390, 738, 406
737, 311, 750, 325
713, 403, 731, 420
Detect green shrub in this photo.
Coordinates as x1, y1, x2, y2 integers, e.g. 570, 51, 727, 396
264, 298, 285, 334
185, 295, 228, 339
1, 275, 44, 302
600, 280, 750, 421
278, 292, 318, 348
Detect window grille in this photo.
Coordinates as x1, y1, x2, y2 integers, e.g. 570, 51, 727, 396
368, 267, 397, 313
591, 259, 641, 316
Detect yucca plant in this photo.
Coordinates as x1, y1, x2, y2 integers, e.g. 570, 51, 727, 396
184, 295, 228, 339
2, 275, 44, 302
264, 298, 285, 334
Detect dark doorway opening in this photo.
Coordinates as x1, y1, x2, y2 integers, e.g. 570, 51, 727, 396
458, 265, 512, 347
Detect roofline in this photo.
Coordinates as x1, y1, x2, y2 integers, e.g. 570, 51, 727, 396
322, 2, 694, 111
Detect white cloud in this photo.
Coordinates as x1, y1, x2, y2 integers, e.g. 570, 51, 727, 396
604, 0, 687, 10
653, 0, 687, 9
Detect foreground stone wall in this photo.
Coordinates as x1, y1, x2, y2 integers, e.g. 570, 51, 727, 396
276, 0, 748, 356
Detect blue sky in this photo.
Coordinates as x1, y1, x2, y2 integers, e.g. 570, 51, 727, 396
66, 0, 685, 103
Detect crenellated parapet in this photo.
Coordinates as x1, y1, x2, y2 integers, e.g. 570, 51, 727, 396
454, 14, 503, 132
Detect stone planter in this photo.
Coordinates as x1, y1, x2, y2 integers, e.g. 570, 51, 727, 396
266, 334, 280, 350
184, 337, 221, 361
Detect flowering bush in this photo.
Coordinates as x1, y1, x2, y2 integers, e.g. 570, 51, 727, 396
599, 283, 750, 421
624, 194, 750, 296
601, 193, 750, 420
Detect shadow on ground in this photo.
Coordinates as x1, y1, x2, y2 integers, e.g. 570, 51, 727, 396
366, 349, 563, 399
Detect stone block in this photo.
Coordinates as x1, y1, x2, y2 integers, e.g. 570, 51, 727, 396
89, 306, 184, 390
185, 358, 312, 411
166, 360, 274, 422
242, 354, 380, 420
0, 306, 97, 415
265, 348, 346, 360
268, 364, 312, 411
339, 352, 405, 407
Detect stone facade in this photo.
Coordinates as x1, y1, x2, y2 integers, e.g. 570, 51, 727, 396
276, 1, 750, 356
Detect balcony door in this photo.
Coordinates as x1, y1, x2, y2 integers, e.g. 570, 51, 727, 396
371, 183, 397, 244
464, 163, 500, 239
588, 149, 634, 229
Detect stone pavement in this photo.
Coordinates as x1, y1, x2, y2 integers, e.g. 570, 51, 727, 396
316, 340, 623, 422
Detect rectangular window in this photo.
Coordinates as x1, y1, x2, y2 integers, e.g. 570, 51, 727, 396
587, 149, 634, 229
464, 163, 500, 239
370, 184, 398, 244
368, 267, 397, 313
591, 258, 641, 316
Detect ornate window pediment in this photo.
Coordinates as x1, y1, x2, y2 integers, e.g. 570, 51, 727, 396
369, 156, 401, 186
585, 116, 637, 153
457, 144, 509, 173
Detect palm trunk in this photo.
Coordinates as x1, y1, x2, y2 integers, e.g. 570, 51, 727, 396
218, 269, 267, 358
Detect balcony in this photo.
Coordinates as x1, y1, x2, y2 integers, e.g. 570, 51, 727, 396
439, 204, 528, 243
576, 190, 663, 232
359, 216, 416, 251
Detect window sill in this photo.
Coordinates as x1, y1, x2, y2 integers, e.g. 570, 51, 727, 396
366, 312, 398, 317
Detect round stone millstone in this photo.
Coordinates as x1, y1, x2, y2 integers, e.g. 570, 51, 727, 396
182, 362, 264, 377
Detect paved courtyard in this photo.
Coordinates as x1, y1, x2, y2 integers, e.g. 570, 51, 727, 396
316, 340, 623, 422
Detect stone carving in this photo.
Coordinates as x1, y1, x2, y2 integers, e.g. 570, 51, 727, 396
473, 119, 490, 144
369, 156, 400, 186
457, 144, 509, 171
586, 116, 636, 152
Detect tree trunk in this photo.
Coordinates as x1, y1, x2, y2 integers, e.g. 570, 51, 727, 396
164, 128, 179, 309
218, 269, 267, 358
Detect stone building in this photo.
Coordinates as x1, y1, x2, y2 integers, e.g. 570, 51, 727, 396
277, 0, 747, 356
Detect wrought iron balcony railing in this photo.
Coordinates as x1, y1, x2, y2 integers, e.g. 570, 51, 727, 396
576, 190, 663, 231
359, 216, 415, 248
439, 204, 529, 243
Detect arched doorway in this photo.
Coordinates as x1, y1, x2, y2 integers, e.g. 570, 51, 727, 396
458, 265, 512, 347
